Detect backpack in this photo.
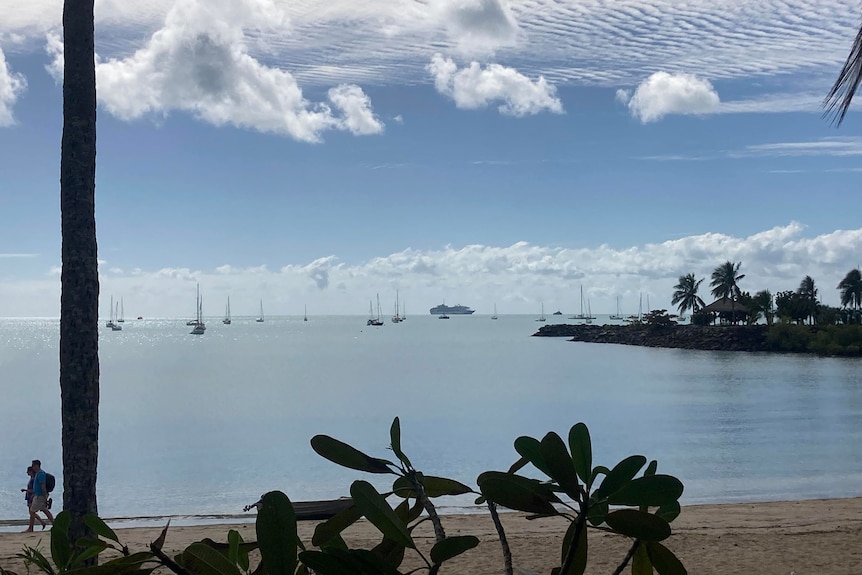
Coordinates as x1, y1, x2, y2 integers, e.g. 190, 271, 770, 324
45, 473, 56, 493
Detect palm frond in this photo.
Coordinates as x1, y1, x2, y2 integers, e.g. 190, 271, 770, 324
824, 21, 862, 126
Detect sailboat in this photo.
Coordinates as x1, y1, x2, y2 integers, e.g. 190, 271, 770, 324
106, 295, 116, 328
190, 284, 206, 334
256, 299, 265, 323
627, 293, 643, 323
569, 285, 595, 320
367, 294, 384, 326
111, 300, 123, 331
117, 298, 125, 323
304, 305, 308, 322
609, 295, 624, 320
392, 290, 403, 323
491, 303, 498, 320
536, 302, 547, 322
223, 297, 231, 325
585, 300, 593, 324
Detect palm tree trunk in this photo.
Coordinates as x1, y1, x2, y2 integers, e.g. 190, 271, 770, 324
60, 0, 99, 547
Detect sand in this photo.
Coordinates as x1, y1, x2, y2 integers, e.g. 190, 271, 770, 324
1, 498, 860, 574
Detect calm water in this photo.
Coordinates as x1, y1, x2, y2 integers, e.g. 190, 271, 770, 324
1, 315, 861, 528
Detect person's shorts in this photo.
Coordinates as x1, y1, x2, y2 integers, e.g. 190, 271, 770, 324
29, 495, 48, 513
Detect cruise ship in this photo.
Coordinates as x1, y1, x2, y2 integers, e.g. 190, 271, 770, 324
429, 303, 475, 315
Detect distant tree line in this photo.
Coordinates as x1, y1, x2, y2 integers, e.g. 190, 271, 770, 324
671, 262, 862, 327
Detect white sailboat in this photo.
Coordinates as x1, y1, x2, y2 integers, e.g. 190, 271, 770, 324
190, 284, 206, 334
536, 302, 547, 322
367, 294, 383, 326
256, 299, 265, 323
609, 295, 624, 320
491, 303, 498, 320
106, 295, 116, 328
111, 300, 122, 331
223, 297, 231, 325
117, 298, 125, 323
304, 305, 308, 322
392, 290, 403, 323
569, 285, 595, 320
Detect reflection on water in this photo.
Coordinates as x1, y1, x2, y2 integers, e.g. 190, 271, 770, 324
1, 316, 860, 524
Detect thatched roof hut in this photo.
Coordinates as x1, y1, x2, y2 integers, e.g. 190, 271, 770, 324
701, 297, 747, 313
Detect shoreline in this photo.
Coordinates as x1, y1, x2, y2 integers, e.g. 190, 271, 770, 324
2, 497, 860, 574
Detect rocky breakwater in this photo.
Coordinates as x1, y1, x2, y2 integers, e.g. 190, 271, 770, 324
534, 323, 771, 352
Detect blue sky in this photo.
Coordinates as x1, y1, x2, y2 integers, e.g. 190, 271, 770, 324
1, 0, 862, 317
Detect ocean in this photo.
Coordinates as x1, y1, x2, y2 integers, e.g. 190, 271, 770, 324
1, 314, 861, 529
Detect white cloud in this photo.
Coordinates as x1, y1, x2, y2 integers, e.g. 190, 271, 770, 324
738, 137, 862, 158
5, 223, 862, 317
0, 45, 26, 126
620, 71, 720, 123
45, 0, 383, 142
428, 54, 562, 116
434, 0, 520, 55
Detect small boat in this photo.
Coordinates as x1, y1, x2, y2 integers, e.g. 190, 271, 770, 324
438, 314, 450, 319
552, 310, 562, 315
256, 299, 265, 323
111, 300, 123, 331
391, 290, 403, 323
117, 298, 125, 323
536, 302, 547, 322
190, 284, 206, 335
223, 297, 231, 325
367, 294, 384, 326
491, 303, 498, 320
106, 295, 117, 329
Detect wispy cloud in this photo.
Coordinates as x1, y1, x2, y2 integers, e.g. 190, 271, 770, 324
0, 253, 38, 258
735, 137, 862, 158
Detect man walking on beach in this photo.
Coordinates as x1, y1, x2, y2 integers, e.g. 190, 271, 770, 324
24, 460, 54, 532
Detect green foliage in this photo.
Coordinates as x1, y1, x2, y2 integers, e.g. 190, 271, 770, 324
642, 310, 675, 327
7, 419, 688, 575
690, 309, 712, 326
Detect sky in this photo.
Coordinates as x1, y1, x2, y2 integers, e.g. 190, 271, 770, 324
1, 0, 862, 318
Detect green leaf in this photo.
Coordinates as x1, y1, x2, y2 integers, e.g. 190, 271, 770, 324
350, 481, 414, 549
645, 460, 658, 477
559, 519, 587, 575
429, 536, 479, 564
392, 475, 473, 498
349, 549, 404, 575
594, 456, 647, 499
312, 504, 363, 547
589, 466, 610, 490
477, 471, 559, 516
227, 530, 249, 572
586, 499, 608, 526
656, 501, 681, 523
646, 542, 688, 575
84, 515, 121, 544
604, 509, 671, 542
507, 455, 529, 474
540, 432, 580, 498
182, 543, 242, 575
255, 491, 298, 575
370, 537, 406, 570
310, 435, 393, 474
568, 423, 593, 487
50, 510, 72, 570
68, 541, 108, 569
607, 475, 684, 507
298, 551, 359, 575
514, 436, 553, 477
151, 522, 170, 552
632, 542, 653, 575
389, 417, 413, 469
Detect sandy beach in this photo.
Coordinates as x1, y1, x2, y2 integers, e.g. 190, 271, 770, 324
1, 498, 859, 574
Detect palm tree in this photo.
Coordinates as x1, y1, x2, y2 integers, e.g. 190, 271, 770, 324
752, 289, 774, 326
710, 261, 745, 300
671, 273, 705, 316
797, 275, 819, 325
838, 268, 862, 323
60, 0, 99, 544
710, 261, 745, 325
824, 25, 862, 125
